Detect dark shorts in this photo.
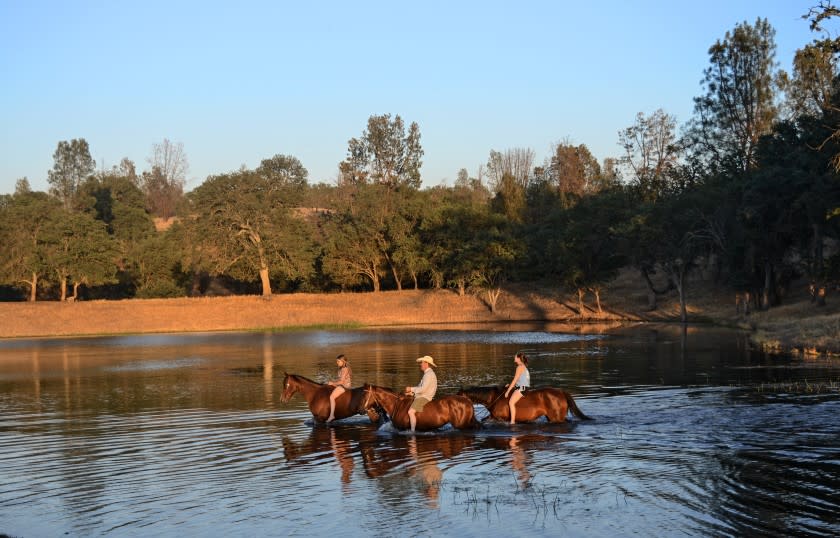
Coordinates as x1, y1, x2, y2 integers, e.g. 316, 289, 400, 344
411, 397, 430, 412
515, 386, 527, 394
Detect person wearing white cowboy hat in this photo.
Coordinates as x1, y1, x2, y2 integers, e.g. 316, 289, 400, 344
405, 355, 438, 432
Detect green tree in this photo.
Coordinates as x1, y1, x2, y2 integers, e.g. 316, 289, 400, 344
339, 114, 423, 189
543, 189, 630, 316
686, 18, 781, 175
186, 157, 314, 296
78, 174, 157, 297
40, 209, 118, 300
320, 183, 422, 291
0, 190, 60, 300
48, 138, 95, 209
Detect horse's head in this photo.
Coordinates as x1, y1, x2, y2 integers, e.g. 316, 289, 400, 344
458, 385, 497, 405
280, 373, 297, 403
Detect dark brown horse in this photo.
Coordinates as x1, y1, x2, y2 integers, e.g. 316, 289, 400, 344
458, 385, 591, 423
280, 373, 382, 423
362, 383, 480, 432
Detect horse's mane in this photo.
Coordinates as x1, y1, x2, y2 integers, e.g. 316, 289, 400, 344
285, 373, 323, 386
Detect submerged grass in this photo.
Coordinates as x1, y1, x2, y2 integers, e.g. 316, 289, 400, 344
751, 379, 840, 394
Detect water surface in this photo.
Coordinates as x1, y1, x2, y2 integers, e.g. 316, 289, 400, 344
1, 324, 839, 537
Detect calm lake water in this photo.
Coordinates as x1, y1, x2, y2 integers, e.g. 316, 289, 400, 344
1, 323, 839, 537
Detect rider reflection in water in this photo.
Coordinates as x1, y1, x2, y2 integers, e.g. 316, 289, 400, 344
407, 437, 443, 508
405, 356, 438, 432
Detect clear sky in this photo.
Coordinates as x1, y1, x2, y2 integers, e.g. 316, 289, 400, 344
0, 1, 826, 195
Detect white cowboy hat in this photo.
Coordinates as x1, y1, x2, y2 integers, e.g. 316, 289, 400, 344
416, 355, 437, 367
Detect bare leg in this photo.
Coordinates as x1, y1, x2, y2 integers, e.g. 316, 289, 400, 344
408, 408, 417, 432
509, 390, 522, 425
327, 386, 345, 422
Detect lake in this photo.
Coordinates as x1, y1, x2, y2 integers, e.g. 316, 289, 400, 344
1, 323, 839, 537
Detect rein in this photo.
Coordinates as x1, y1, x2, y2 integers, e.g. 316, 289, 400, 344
485, 389, 508, 410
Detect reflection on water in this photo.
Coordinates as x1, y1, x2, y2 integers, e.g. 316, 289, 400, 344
1, 325, 839, 536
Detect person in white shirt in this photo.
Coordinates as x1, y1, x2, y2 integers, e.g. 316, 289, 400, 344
404, 355, 438, 432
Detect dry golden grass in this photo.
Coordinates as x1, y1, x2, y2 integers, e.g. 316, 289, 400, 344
1, 268, 837, 356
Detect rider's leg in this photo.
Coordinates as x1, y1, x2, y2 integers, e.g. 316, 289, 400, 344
408, 408, 417, 432
327, 386, 345, 422
509, 390, 522, 424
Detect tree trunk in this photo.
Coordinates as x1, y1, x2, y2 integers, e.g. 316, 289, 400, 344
590, 287, 602, 314
813, 222, 824, 278
28, 272, 37, 302
577, 288, 585, 317
676, 269, 687, 323
259, 267, 272, 296
72, 281, 80, 300
388, 258, 402, 291
640, 266, 674, 312
486, 287, 502, 313
59, 277, 67, 302
762, 261, 772, 310
456, 279, 465, 296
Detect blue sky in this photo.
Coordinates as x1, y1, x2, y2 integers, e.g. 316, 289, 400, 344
0, 1, 826, 194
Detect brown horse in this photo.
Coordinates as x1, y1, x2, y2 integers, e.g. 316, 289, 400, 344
280, 373, 382, 423
458, 385, 591, 423
362, 383, 480, 432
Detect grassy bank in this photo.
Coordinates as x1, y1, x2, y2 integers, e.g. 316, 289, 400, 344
0, 269, 837, 356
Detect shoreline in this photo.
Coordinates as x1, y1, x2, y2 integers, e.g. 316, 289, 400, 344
1, 279, 838, 357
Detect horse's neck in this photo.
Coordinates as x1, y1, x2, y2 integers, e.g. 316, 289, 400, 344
376, 389, 401, 414
294, 376, 326, 404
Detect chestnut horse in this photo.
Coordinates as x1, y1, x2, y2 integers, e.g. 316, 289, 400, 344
458, 385, 591, 423
362, 383, 479, 432
280, 373, 382, 423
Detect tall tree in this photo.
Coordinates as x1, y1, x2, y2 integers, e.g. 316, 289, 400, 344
546, 143, 601, 199
144, 139, 188, 218
619, 109, 681, 201
339, 114, 423, 189
784, 42, 838, 119
47, 138, 95, 209
686, 18, 781, 175
486, 148, 535, 192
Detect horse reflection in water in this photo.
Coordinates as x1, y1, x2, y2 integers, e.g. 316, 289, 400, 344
361, 434, 475, 508
481, 433, 565, 489
281, 426, 380, 490
458, 385, 591, 423
362, 383, 479, 432
280, 373, 384, 423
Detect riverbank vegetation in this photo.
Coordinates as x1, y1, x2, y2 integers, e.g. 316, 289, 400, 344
2, 12, 840, 354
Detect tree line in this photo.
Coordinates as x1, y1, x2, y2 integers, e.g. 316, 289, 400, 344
2, 13, 840, 321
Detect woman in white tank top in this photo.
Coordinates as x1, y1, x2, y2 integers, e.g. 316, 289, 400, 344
504, 352, 530, 424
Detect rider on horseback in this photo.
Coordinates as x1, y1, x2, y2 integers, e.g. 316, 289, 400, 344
326, 354, 352, 423
504, 353, 530, 424
405, 355, 438, 432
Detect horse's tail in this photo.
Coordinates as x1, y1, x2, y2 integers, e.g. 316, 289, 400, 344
565, 391, 592, 420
